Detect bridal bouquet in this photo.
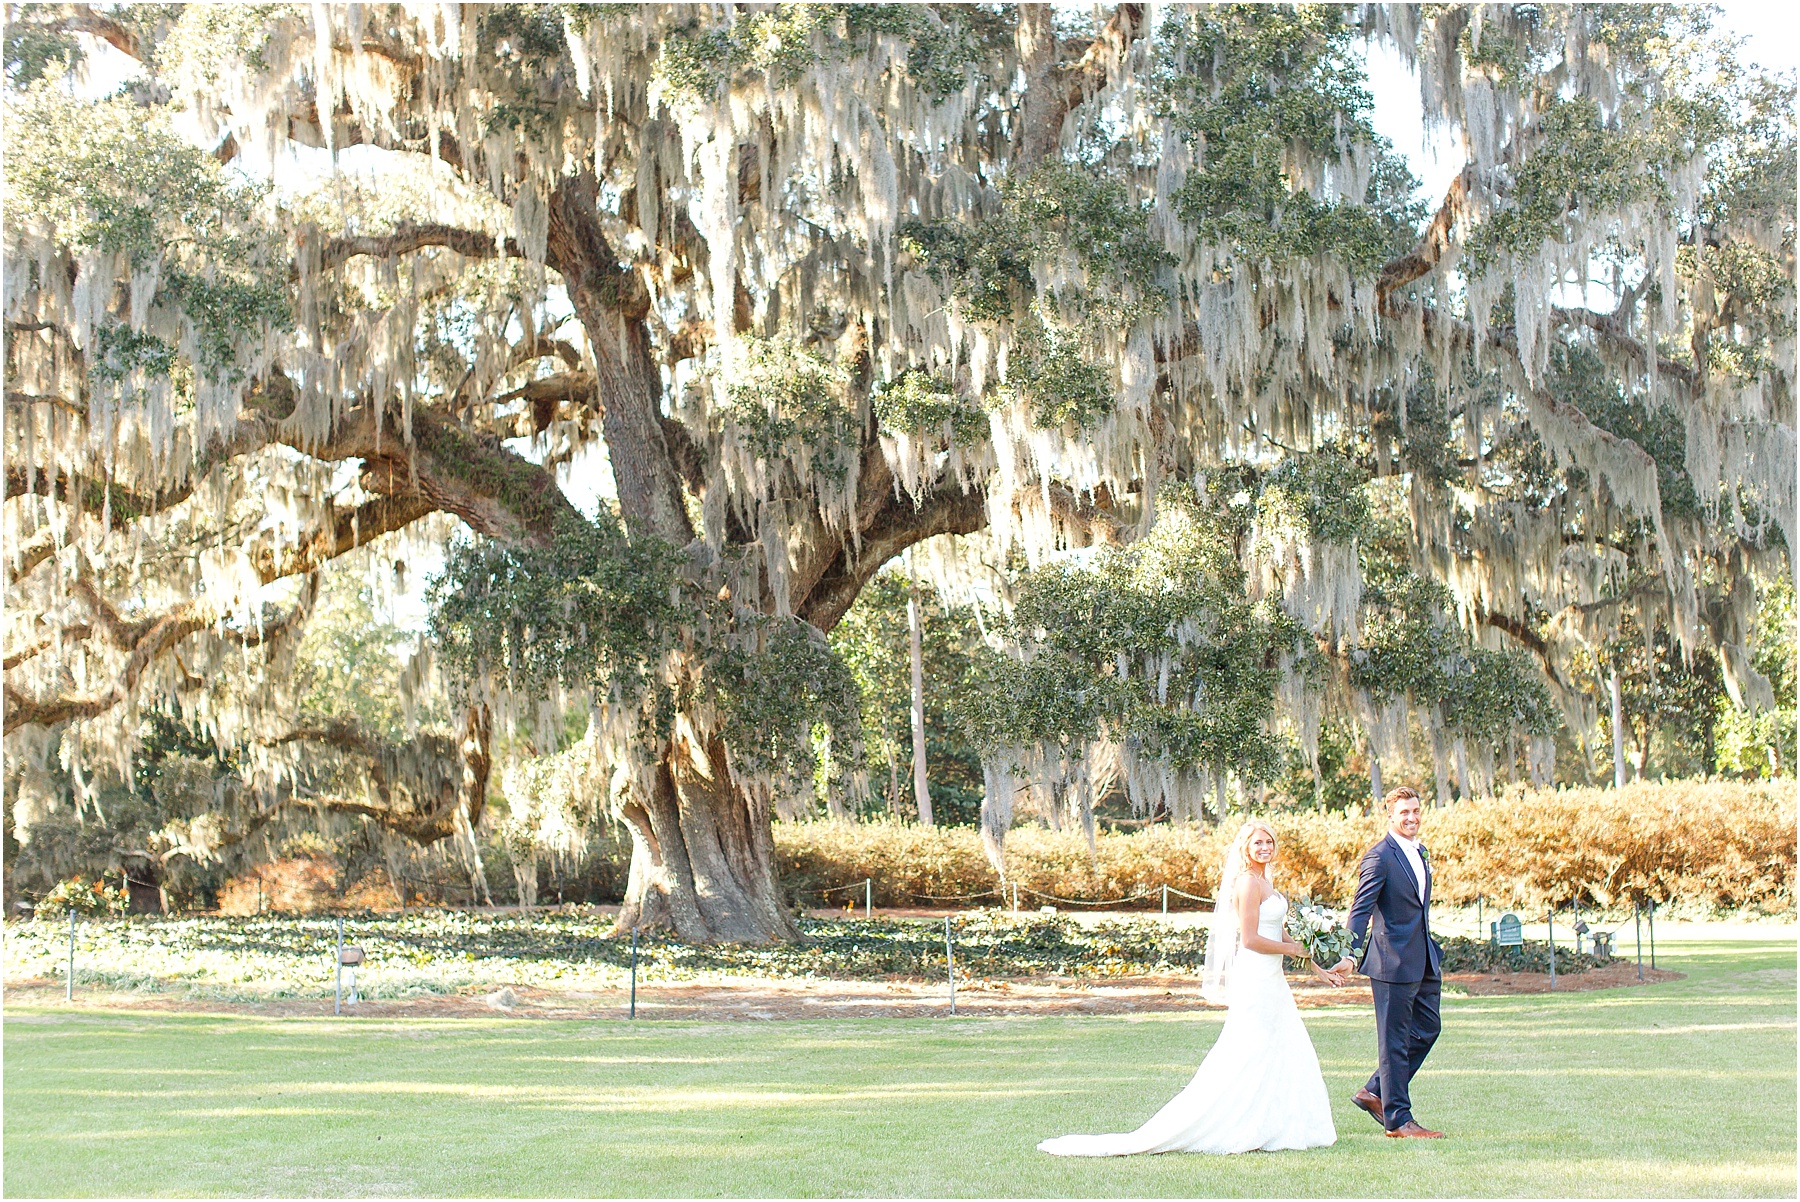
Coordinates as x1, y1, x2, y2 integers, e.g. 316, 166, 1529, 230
1287, 898, 1355, 966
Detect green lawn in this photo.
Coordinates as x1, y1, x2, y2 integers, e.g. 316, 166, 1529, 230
5, 931, 1793, 1197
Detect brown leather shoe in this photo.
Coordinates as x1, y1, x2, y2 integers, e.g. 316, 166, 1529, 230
1352, 1088, 1384, 1127
1386, 1120, 1445, 1139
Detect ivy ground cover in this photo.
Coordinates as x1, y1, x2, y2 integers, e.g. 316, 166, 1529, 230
1, 911, 1610, 1001
5, 929, 1792, 1197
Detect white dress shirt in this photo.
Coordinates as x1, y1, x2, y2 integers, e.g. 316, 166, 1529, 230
1389, 831, 1428, 901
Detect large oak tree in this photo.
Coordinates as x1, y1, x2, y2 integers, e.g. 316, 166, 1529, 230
4, 4, 1791, 940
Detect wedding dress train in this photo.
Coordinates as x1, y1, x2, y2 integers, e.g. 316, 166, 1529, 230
1038, 893, 1337, 1156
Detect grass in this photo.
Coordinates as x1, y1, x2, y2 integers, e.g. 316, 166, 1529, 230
4, 931, 1793, 1197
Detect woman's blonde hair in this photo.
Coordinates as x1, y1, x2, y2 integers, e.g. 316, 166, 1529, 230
1220, 817, 1279, 892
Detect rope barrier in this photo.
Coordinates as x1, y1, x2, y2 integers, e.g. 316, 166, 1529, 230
1015, 885, 1160, 907
810, 879, 871, 896
800, 879, 1217, 909
905, 887, 1005, 902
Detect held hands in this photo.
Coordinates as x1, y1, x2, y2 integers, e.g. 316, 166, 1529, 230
1311, 962, 1347, 987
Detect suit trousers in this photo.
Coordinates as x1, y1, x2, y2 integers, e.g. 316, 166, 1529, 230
1365, 974, 1441, 1130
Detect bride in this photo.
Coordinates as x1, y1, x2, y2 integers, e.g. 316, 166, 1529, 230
1039, 818, 1341, 1156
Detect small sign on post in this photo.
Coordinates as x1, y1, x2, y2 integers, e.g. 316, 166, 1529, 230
1495, 912, 1524, 947
340, 943, 365, 1005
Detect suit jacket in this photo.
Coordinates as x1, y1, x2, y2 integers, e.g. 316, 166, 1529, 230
1347, 832, 1442, 983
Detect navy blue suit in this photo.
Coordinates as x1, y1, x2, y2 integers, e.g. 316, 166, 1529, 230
1347, 833, 1442, 1130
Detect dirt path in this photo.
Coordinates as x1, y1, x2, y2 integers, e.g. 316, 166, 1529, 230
4, 962, 1683, 1022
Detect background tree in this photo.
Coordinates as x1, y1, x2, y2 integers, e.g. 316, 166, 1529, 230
4, 4, 1790, 941
830, 568, 984, 824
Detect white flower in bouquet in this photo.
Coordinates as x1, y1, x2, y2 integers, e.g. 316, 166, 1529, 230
1287, 898, 1355, 965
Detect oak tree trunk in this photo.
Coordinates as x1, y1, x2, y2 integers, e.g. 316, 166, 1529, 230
613, 731, 798, 943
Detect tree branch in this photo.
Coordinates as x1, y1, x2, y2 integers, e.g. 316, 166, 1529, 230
312, 221, 525, 274
60, 4, 141, 59
1015, 4, 1147, 170
3, 606, 207, 729
255, 704, 491, 843
1551, 305, 1700, 390
798, 486, 989, 632
1377, 166, 1473, 305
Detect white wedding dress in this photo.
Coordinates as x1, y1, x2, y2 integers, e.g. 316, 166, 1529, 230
1039, 892, 1337, 1156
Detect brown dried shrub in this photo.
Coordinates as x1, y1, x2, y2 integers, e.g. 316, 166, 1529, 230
217, 857, 400, 915
775, 781, 1795, 914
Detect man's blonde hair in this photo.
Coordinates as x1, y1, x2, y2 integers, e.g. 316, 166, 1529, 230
1383, 786, 1421, 810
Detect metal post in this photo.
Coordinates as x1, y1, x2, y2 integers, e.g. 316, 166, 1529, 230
1647, 901, 1655, 969
1635, 901, 1643, 981
944, 915, 956, 1015
1476, 894, 1482, 936
1162, 884, 1169, 917
629, 929, 639, 1019
1546, 909, 1556, 990
865, 878, 872, 920
66, 910, 75, 1002
335, 916, 344, 1016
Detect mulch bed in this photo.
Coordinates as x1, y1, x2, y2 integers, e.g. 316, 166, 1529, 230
3, 961, 1684, 1022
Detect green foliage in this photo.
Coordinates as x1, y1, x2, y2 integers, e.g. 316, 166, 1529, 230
711, 620, 863, 784
901, 162, 1172, 330
1272, 722, 1378, 812
4, 11, 81, 85
723, 338, 857, 477
1353, 509, 1558, 740
1256, 448, 1370, 543
1154, 4, 1423, 272
4, 81, 290, 380
1588, 615, 1732, 780
155, 4, 292, 84
657, 4, 994, 103
1435, 934, 1613, 975
90, 324, 178, 385
1474, 98, 1657, 270
871, 370, 988, 446
428, 514, 683, 711
894, 162, 1176, 430
429, 513, 861, 788
990, 315, 1118, 430
898, 217, 1033, 324
4, 714, 242, 910
962, 482, 1302, 781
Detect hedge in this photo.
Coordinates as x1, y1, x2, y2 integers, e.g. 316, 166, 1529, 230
775, 781, 1795, 914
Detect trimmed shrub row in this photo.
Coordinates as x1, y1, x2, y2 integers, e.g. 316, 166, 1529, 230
776, 781, 1795, 914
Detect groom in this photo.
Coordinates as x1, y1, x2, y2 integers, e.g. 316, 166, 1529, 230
1331, 786, 1445, 1139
